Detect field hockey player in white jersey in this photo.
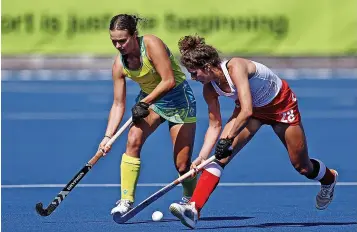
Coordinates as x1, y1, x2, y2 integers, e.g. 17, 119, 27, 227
168, 35, 338, 229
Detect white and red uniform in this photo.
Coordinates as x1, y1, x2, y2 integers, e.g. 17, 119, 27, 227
211, 60, 301, 125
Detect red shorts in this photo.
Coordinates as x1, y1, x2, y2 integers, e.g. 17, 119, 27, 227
252, 80, 301, 125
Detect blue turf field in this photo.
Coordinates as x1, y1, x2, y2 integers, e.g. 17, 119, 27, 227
2, 70, 357, 232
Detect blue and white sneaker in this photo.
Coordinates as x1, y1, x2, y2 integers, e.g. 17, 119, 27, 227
316, 169, 338, 210
169, 201, 199, 229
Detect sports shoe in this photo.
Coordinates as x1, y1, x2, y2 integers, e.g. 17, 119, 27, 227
180, 196, 191, 204
169, 201, 198, 229
316, 169, 338, 210
110, 199, 133, 215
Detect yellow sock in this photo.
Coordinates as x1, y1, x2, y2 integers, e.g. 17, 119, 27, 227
120, 153, 141, 202
181, 174, 197, 198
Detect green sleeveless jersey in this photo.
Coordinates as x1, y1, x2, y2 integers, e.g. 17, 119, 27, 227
121, 36, 186, 94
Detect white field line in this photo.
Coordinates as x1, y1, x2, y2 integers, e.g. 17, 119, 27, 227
1, 182, 357, 188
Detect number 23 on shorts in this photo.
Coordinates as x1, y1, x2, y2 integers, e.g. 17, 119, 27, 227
281, 109, 296, 123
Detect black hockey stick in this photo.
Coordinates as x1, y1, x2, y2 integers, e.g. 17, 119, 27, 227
35, 117, 133, 216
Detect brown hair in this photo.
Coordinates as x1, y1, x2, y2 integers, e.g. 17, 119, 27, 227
109, 14, 144, 35
178, 35, 221, 69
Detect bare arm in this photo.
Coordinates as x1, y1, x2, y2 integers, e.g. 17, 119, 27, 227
226, 58, 253, 139
140, 35, 176, 104
197, 84, 222, 160
104, 55, 127, 137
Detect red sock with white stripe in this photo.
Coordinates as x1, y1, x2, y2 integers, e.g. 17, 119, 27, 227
189, 162, 223, 212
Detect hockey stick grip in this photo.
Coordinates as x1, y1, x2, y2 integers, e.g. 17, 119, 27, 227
175, 155, 217, 184
88, 117, 133, 165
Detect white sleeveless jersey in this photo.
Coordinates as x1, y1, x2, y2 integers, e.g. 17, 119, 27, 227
210, 60, 282, 107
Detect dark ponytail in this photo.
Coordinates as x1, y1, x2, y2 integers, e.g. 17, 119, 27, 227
109, 14, 144, 35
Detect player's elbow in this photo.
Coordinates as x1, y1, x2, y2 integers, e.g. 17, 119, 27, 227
241, 108, 253, 119
210, 122, 222, 132
161, 78, 176, 92
113, 100, 125, 110
216, 123, 222, 131
166, 78, 176, 90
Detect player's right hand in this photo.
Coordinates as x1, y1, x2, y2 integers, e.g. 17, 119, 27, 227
99, 136, 112, 156
215, 138, 233, 159
132, 101, 150, 124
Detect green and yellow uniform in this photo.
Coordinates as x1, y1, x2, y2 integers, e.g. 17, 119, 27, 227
119, 36, 197, 202
121, 36, 196, 124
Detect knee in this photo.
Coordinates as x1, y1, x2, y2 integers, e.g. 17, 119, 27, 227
126, 130, 143, 150
289, 146, 311, 176
176, 161, 190, 175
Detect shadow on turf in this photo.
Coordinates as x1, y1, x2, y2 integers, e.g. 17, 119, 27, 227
197, 222, 357, 230
124, 216, 254, 224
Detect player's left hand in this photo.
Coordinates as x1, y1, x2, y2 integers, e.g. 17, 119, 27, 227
215, 138, 234, 160
190, 156, 205, 177
99, 136, 112, 156
131, 102, 150, 124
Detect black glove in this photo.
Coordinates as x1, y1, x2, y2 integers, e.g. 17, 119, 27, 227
215, 138, 234, 160
132, 102, 150, 124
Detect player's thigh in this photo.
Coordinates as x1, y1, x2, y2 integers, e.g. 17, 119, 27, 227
169, 122, 196, 169
272, 122, 311, 168
126, 110, 163, 153
219, 117, 263, 165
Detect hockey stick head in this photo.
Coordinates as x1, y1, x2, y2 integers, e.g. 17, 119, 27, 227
35, 202, 50, 217
113, 215, 125, 224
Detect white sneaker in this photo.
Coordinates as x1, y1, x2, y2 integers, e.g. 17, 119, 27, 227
169, 201, 198, 229
316, 169, 338, 210
110, 199, 133, 215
